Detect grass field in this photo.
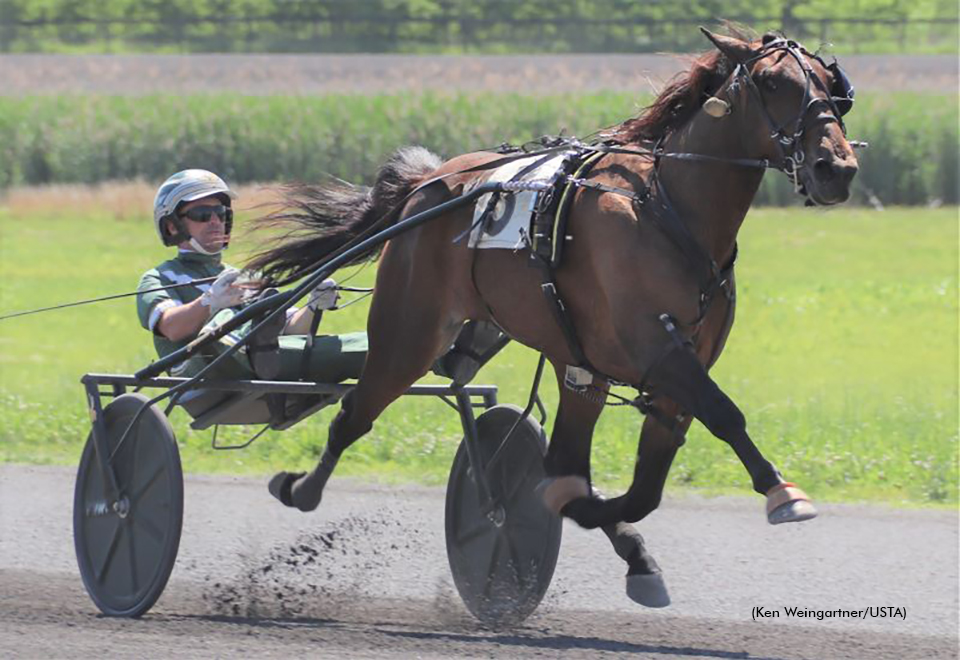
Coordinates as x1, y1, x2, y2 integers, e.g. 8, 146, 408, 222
0, 195, 956, 507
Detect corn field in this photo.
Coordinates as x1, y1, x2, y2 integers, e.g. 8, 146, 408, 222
0, 91, 955, 206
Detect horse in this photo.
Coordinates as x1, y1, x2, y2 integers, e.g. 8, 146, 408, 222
247, 28, 859, 606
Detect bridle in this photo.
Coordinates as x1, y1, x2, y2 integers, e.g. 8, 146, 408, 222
710, 37, 855, 197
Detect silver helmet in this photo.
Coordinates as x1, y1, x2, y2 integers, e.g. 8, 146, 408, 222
153, 169, 237, 248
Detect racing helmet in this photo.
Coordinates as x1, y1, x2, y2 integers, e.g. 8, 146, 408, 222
153, 169, 237, 248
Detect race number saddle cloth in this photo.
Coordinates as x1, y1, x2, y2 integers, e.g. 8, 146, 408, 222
468, 149, 603, 267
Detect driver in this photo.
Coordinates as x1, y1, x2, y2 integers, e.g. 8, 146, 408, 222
136, 169, 367, 383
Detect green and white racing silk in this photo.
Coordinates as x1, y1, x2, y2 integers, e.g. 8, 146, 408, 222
136, 250, 367, 381
136, 250, 227, 363
136, 250, 254, 377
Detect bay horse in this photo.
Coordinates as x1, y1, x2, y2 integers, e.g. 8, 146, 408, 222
248, 29, 859, 606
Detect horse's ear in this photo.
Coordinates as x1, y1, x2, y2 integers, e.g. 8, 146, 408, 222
700, 27, 756, 65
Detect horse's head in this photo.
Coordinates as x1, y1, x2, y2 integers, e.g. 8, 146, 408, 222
701, 29, 859, 205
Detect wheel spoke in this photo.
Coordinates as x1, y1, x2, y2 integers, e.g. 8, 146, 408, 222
503, 470, 533, 505
503, 461, 538, 504
129, 422, 141, 485
481, 534, 503, 599
94, 521, 122, 583
133, 512, 165, 546
506, 505, 550, 532
131, 466, 164, 504
455, 518, 492, 547
127, 524, 139, 594
505, 536, 525, 585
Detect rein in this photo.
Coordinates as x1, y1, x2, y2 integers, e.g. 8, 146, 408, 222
0, 279, 372, 321
0, 277, 215, 321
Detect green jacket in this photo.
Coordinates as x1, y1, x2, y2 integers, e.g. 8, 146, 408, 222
136, 250, 233, 361
136, 251, 367, 382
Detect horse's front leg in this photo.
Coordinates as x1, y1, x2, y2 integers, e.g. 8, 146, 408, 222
539, 366, 669, 607
563, 343, 815, 529
650, 345, 817, 524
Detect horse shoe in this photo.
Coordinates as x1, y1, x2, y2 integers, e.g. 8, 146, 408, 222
626, 571, 671, 608
766, 482, 818, 524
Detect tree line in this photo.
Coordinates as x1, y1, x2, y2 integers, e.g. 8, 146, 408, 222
0, 0, 956, 53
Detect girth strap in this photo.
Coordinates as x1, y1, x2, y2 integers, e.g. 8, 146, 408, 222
533, 258, 593, 374
641, 175, 721, 296
525, 151, 608, 387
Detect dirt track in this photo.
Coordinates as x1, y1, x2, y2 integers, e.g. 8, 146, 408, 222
1, 54, 956, 95
1, 465, 957, 658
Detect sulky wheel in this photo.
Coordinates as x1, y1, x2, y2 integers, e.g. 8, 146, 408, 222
445, 404, 562, 627
73, 393, 183, 617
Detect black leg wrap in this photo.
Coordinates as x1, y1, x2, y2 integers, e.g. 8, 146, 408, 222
433, 320, 510, 386
561, 495, 623, 530
286, 447, 338, 512
601, 521, 661, 576
640, 331, 784, 501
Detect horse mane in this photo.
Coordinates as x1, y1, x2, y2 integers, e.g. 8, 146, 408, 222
606, 50, 733, 145
606, 20, 765, 145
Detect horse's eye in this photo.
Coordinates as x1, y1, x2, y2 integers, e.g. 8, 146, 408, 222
764, 78, 778, 92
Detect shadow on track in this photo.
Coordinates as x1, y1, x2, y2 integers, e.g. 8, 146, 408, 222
379, 629, 788, 659
171, 613, 787, 660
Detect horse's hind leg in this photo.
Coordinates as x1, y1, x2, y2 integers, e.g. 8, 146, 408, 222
282, 292, 463, 512
600, 410, 690, 608
276, 202, 469, 512
540, 368, 669, 607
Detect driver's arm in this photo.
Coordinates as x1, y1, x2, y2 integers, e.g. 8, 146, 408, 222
155, 297, 213, 342
283, 306, 320, 335
138, 268, 244, 343
280, 278, 338, 335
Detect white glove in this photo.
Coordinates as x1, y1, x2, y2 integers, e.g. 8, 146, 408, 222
307, 278, 339, 311
200, 268, 244, 313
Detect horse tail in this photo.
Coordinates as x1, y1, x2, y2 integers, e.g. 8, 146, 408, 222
246, 145, 443, 286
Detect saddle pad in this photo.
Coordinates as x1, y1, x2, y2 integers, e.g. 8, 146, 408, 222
468, 152, 570, 250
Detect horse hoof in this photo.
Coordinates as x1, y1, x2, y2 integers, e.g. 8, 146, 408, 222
626, 572, 671, 608
766, 482, 818, 525
268, 471, 306, 509
768, 499, 818, 524
535, 476, 590, 514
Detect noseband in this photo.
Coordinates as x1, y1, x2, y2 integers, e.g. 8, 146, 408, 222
729, 38, 851, 193
652, 37, 859, 202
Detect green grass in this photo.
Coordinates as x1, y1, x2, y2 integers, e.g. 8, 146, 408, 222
0, 205, 957, 507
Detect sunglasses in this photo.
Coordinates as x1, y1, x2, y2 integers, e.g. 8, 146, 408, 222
180, 204, 232, 223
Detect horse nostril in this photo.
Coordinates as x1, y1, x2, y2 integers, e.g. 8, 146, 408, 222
813, 158, 835, 182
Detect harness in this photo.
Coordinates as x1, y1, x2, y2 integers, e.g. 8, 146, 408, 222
502, 144, 736, 439
465, 37, 858, 441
